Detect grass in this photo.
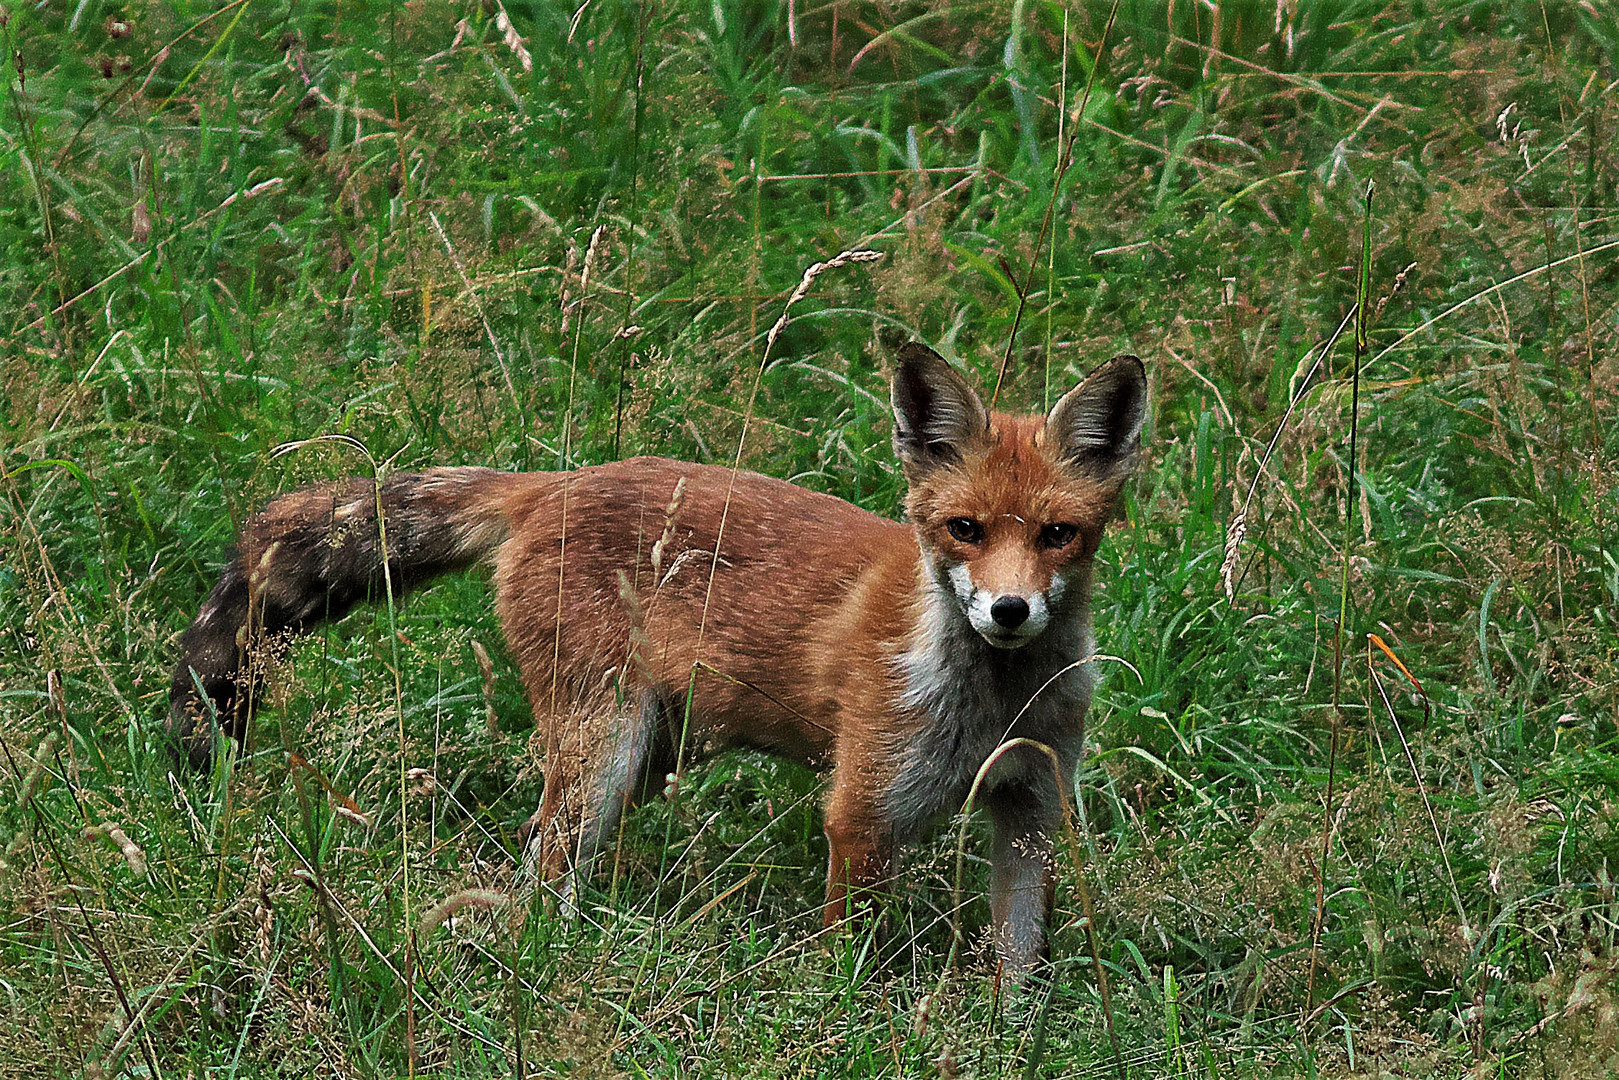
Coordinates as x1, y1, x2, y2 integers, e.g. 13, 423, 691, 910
3, 0, 1618, 1075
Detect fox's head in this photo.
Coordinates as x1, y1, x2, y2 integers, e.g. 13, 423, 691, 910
891, 343, 1146, 650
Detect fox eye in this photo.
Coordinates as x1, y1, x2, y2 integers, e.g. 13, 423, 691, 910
1040, 523, 1079, 550
945, 517, 984, 544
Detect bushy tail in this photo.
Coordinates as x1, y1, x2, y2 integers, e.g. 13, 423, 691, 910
168, 466, 522, 768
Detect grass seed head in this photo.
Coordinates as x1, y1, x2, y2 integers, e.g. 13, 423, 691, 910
418, 887, 512, 942
16, 732, 58, 804
81, 823, 147, 878
765, 248, 883, 357
1220, 509, 1247, 602
650, 475, 687, 581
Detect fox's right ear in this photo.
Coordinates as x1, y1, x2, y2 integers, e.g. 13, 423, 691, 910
890, 343, 990, 474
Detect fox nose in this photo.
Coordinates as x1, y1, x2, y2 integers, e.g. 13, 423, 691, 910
990, 595, 1030, 629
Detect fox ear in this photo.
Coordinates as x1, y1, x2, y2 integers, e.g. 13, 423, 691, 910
890, 343, 990, 473
1045, 355, 1147, 483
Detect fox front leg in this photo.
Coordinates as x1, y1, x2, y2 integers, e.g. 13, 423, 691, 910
985, 786, 1060, 983
821, 780, 895, 929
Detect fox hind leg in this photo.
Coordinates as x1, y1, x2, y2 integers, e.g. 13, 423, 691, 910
523, 689, 672, 912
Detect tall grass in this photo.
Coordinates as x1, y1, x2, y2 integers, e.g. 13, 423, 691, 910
3, 1, 1617, 1075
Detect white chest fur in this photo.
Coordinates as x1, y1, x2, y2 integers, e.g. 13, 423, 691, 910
884, 580, 1094, 838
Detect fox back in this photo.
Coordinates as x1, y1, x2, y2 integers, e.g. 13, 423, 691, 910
168, 342, 1146, 980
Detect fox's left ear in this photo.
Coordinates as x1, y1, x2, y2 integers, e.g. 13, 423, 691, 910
1045, 355, 1148, 485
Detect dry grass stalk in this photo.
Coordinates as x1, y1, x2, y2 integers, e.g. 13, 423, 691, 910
559, 223, 607, 340
46, 668, 64, 720
245, 541, 279, 593
667, 246, 885, 827
940, 735, 1124, 1077
334, 804, 373, 829
1368, 238, 1619, 369
1223, 304, 1357, 605
580, 225, 605, 300
428, 210, 522, 418
1373, 261, 1418, 324
446, 17, 470, 53
558, 242, 580, 335
690, 246, 884, 692
82, 822, 147, 877
1368, 653, 1470, 937
289, 752, 375, 829
289, 867, 341, 927
616, 570, 654, 684
253, 845, 276, 966
493, 2, 532, 73
1368, 632, 1429, 712
131, 199, 151, 244
470, 639, 500, 737
88, 940, 205, 1078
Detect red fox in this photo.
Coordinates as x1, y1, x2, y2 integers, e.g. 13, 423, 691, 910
169, 343, 1146, 977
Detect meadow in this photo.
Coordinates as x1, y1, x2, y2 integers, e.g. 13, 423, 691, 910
3, 0, 1617, 1075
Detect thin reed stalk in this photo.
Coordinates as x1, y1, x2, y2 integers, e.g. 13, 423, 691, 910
612, 1, 654, 459
992, 0, 1121, 408
1307, 177, 1374, 1015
